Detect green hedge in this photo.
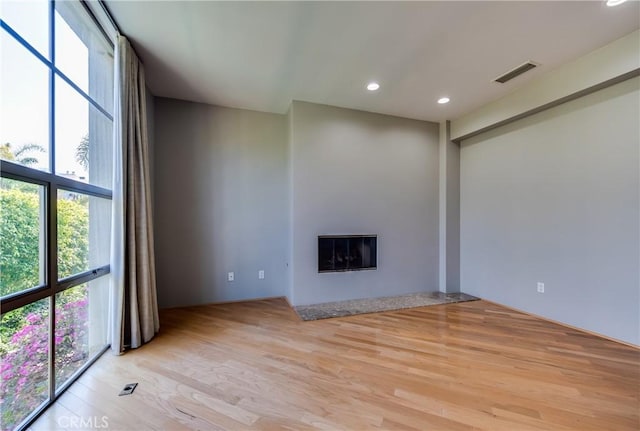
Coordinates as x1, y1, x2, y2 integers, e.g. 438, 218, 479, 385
1, 186, 91, 429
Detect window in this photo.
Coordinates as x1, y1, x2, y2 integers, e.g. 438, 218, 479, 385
0, 2, 114, 429
0, 179, 45, 297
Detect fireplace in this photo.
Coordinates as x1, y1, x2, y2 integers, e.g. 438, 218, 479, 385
318, 235, 377, 272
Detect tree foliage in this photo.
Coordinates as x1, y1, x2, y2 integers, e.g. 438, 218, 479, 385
58, 195, 90, 279
0, 143, 45, 167
1, 186, 90, 429
0, 185, 41, 296
76, 135, 89, 170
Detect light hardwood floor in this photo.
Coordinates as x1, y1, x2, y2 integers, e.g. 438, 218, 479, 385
31, 298, 639, 430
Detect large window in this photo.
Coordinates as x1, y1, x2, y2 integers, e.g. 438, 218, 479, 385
0, 1, 114, 429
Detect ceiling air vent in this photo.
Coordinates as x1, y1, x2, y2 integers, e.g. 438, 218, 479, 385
494, 61, 538, 83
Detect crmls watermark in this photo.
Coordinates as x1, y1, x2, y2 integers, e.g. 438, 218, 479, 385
56, 416, 109, 429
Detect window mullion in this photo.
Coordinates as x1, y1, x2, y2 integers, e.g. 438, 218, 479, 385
0, 285, 50, 314
56, 265, 111, 293
47, 184, 58, 405
48, 295, 56, 402
49, 0, 55, 175
48, 0, 57, 405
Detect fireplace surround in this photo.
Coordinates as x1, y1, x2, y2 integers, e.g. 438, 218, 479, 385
318, 235, 377, 272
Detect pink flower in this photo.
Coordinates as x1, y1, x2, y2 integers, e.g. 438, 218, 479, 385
26, 313, 40, 324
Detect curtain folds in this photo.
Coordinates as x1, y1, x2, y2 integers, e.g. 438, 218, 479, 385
110, 35, 159, 354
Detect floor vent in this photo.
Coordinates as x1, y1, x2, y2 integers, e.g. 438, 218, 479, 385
494, 61, 538, 83
119, 382, 138, 396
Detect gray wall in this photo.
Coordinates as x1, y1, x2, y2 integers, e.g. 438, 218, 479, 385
439, 120, 460, 293
153, 98, 289, 308
460, 76, 640, 345
445, 134, 460, 292
290, 101, 440, 306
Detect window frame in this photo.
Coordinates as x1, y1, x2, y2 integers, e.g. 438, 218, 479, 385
0, 1, 115, 429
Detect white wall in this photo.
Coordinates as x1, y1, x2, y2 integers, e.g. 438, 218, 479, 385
460, 76, 639, 345
290, 101, 440, 305
153, 98, 289, 307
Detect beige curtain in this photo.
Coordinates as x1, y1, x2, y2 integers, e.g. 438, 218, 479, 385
110, 35, 159, 353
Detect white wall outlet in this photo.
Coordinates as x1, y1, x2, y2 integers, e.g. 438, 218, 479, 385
537, 282, 544, 293
228, 272, 234, 282
258, 270, 265, 279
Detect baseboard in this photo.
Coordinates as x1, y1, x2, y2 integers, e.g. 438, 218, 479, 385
481, 299, 639, 350
160, 295, 288, 310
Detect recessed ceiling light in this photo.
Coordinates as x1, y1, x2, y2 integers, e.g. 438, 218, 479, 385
367, 82, 380, 91
606, 0, 627, 6
437, 97, 450, 104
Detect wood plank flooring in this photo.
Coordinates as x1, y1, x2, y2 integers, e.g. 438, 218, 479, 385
31, 299, 639, 430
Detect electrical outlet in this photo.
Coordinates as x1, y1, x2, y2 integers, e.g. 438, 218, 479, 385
258, 270, 265, 279
537, 282, 544, 293
228, 272, 234, 282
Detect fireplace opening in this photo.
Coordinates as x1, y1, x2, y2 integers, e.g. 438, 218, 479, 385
318, 235, 377, 272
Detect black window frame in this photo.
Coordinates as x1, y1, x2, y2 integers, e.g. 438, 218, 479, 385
0, 1, 115, 429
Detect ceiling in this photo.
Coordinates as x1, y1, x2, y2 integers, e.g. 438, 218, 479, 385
105, 1, 640, 122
